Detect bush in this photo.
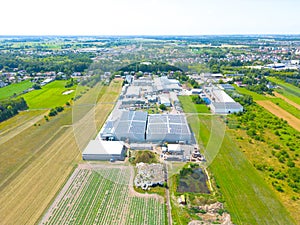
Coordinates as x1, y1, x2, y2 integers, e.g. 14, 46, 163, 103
55, 106, 64, 112
48, 108, 57, 117
287, 160, 295, 168
159, 104, 167, 111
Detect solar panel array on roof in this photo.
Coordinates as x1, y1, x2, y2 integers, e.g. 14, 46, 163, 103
114, 111, 148, 142
146, 114, 192, 143
100, 111, 192, 143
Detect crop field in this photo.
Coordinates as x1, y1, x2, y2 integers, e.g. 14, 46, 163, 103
0, 80, 122, 225
180, 97, 296, 224
40, 165, 166, 225
269, 97, 300, 119
234, 85, 300, 130
267, 77, 300, 105
273, 92, 300, 110
257, 100, 300, 132
0, 80, 33, 100
22, 80, 79, 109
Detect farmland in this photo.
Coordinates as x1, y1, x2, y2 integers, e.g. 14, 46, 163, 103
22, 80, 81, 109
0, 80, 122, 225
267, 77, 300, 105
228, 101, 300, 221
40, 165, 166, 225
256, 100, 300, 132
0, 80, 33, 100
234, 84, 300, 130
179, 98, 296, 224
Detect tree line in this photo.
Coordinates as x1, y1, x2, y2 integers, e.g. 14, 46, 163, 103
0, 97, 28, 122
0, 52, 94, 74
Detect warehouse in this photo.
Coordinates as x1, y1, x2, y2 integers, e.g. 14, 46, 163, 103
146, 114, 192, 143
154, 76, 182, 93
100, 111, 148, 142
82, 140, 126, 161
159, 95, 171, 107
210, 102, 243, 114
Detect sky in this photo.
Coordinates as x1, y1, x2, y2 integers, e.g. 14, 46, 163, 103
0, 0, 299, 35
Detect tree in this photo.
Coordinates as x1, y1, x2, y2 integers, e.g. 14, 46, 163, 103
159, 104, 167, 111
32, 83, 41, 90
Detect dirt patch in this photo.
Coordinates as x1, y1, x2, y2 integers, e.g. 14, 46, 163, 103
256, 100, 300, 132
274, 92, 300, 110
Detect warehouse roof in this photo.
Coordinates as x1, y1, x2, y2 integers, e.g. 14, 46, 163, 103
82, 140, 124, 155
211, 88, 235, 102
114, 111, 148, 140
211, 102, 243, 109
147, 114, 191, 137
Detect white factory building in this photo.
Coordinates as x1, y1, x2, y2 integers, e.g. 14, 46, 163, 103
82, 140, 126, 161
207, 86, 243, 114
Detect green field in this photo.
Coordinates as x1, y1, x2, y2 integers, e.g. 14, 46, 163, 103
234, 84, 300, 119
233, 84, 268, 100
22, 81, 78, 109
0, 80, 123, 224
178, 95, 210, 113
270, 98, 300, 119
180, 103, 296, 224
0, 80, 33, 100
41, 167, 166, 225
267, 77, 300, 105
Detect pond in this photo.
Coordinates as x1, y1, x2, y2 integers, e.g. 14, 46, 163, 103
177, 168, 210, 194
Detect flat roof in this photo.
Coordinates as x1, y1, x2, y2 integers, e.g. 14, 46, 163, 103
147, 114, 191, 136
168, 144, 182, 151
211, 102, 243, 109
211, 88, 235, 103
82, 140, 124, 155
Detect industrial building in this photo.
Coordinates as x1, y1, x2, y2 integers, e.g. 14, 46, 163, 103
100, 111, 148, 142
154, 76, 182, 92
82, 140, 126, 161
206, 86, 243, 114
99, 111, 192, 144
210, 102, 243, 114
146, 114, 192, 143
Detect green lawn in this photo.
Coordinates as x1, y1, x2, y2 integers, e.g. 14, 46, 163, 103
267, 77, 300, 105
0, 80, 33, 100
22, 80, 77, 109
180, 99, 296, 224
178, 95, 210, 113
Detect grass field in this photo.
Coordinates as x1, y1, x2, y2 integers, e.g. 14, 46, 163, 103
0, 80, 122, 225
269, 98, 300, 119
234, 84, 300, 128
233, 84, 268, 100
273, 92, 300, 110
0, 80, 33, 100
40, 166, 166, 225
178, 96, 210, 113
267, 77, 300, 105
22, 80, 79, 109
256, 100, 300, 132
180, 98, 296, 224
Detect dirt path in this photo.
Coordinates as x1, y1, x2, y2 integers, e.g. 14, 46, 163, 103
165, 162, 173, 225
256, 100, 300, 132
274, 92, 300, 110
